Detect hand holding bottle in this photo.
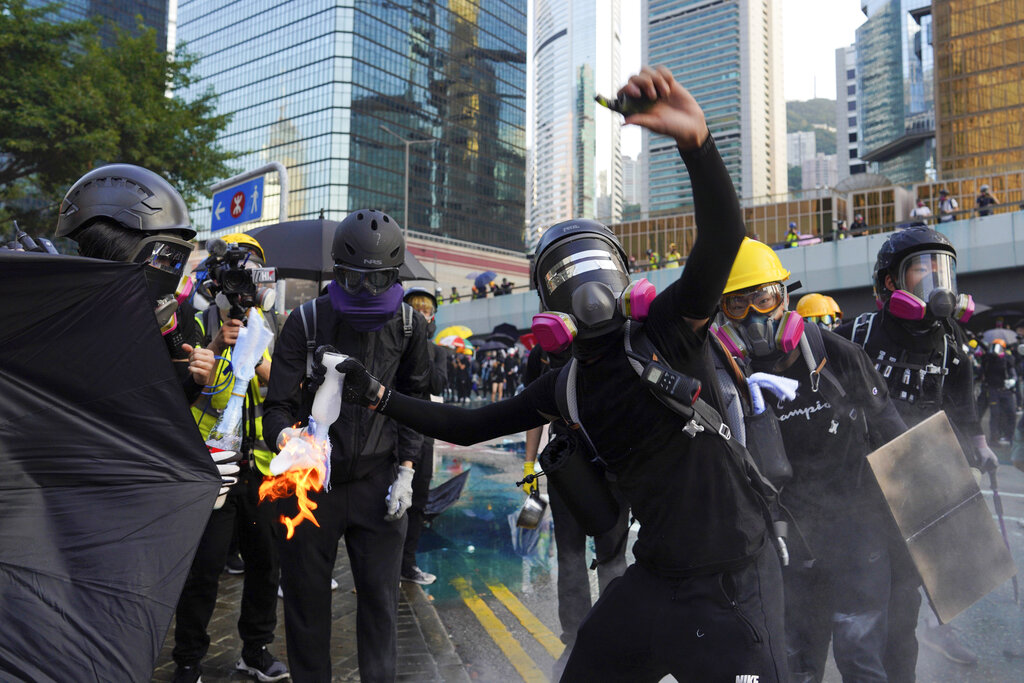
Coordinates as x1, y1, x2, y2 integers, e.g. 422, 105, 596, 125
616, 66, 708, 152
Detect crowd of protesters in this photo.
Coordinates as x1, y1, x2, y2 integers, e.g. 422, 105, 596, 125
7, 62, 1024, 683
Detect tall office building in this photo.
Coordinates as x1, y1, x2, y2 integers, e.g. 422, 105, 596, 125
855, 0, 935, 184
641, 0, 786, 213
530, 0, 622, 240
835, 44, 867, 181
932, 0, 1024, 178
622, 155, 640, 205
27, 0, 170, 50
177, 1, 527, 250
787, 132, 816, 169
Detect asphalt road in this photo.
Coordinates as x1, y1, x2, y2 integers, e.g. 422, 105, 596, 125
417, 429, 1024, 683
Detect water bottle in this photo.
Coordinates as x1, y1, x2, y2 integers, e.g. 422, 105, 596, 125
594, 92, 654, 117
310, 352, 348, 444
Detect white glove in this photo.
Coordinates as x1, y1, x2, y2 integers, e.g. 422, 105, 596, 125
385, 465, 415, 521
210, 449, 241, 509
747, 372, 800, 415
1004, 378, 1017, 390
971, 434, 999, 473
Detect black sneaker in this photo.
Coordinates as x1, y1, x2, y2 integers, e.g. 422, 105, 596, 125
171, 663, 202, 683
236, 645, 290, 682
224, 552, 245, 574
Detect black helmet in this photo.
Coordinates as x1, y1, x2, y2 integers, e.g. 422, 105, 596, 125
332, 209, 404, 295
873, 226, 957, 304
56, 164, 194, 240
332, 209, 404, 268
533, 218, 630, 338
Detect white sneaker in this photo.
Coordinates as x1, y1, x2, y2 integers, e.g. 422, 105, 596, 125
401, 566, 437, 585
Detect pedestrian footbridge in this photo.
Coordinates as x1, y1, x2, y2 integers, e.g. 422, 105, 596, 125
435, 210, 1024, 335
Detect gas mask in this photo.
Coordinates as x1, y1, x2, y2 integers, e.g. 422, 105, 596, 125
716, 282, 805, 360
127, 234, 195, 332
532, 278, 657, 353
530, 221, 644, 354
886, 251, 973, 323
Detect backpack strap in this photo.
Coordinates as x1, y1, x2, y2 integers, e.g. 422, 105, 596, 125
298, 300, 318, 379
851, 311, 876, 349
402, 302, 414, 339
798, 322, 846, 400
553, 358, 602, 461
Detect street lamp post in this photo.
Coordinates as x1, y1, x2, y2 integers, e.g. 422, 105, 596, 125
380, 125, 435, 239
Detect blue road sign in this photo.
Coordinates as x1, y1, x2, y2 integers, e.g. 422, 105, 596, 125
211, 177, 264, 232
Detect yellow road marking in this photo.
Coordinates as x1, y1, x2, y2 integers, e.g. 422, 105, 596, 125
451, 576, 547, 682
486, 581, 565, 659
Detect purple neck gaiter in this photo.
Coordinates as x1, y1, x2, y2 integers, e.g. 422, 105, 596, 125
328, 281, 405, 331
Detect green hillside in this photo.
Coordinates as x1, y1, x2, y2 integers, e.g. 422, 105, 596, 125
787, 99, 836, 156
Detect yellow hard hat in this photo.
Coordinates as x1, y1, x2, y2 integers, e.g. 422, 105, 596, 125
824, 295, 842, 319
221, 232, 266, 263
724, 237, 791, 293
796, 293, 832, 319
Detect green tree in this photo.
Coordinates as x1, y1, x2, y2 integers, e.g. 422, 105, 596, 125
0, 0, 237, 237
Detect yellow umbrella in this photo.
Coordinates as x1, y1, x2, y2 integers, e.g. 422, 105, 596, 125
435, 325, 473, 345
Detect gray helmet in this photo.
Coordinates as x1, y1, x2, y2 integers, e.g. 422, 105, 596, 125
331, 209, 404, 269
56, 164, 194, 239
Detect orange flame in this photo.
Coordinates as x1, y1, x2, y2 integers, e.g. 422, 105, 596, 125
258, 425, 327, 539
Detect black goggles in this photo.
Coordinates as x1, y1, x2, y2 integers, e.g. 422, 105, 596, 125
333, 264, 400, 295
128, 235, 194, 279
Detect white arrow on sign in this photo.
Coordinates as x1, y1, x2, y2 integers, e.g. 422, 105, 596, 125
215, 202, 225, 220
250, 186, 259, 214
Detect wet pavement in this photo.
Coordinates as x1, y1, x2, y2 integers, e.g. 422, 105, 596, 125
152, 423, 1024, 682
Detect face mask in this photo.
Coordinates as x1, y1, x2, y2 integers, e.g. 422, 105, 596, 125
530, 278, 658, 353
716, 310, 805, 360
887, 289, 968, 321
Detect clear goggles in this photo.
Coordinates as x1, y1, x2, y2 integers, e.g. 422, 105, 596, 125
722, 282, 786, 320
898, 251, 957, 300
128, 235, 194, 278
334, 264, 400, 295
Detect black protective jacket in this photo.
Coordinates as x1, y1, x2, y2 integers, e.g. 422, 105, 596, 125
263, 296, 430, 481
377, 136, 771, 578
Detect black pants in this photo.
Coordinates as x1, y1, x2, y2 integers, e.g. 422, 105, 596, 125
989, 388, 1016, 442
561, 547, 788, 682
402, 437, 434, 575
277, 460, 406, 683
883, 539, 922, 683
173, 465, 280, 666
784, 517, 890, 683
548, 478, 629, 642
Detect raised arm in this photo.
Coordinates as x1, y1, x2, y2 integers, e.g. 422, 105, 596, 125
622, 67, 746, 329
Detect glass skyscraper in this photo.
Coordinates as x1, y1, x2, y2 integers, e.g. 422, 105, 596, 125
177, 0, 527, 251
529, 0, 622, 249
855, 0, 935, 184
933, 0, 1024, 178
641, 0, 786, 214
27, 0, 169, 50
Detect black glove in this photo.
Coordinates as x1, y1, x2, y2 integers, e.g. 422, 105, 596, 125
307, 344, 340, 393
337, 357, 384, 407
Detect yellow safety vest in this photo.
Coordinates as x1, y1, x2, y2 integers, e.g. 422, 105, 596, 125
192, 309, 273, 475
665, 251, 681, 268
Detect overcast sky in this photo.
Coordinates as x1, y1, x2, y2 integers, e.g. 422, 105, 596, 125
528, 1, 869, 158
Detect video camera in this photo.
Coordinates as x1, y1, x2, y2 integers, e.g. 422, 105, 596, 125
199, 238, 277, 319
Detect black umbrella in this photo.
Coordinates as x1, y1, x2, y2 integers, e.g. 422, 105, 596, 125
246, 219, 434, 283
475, 339, 509, 351
423, 470, 471, 521
0, 253, 220, 681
